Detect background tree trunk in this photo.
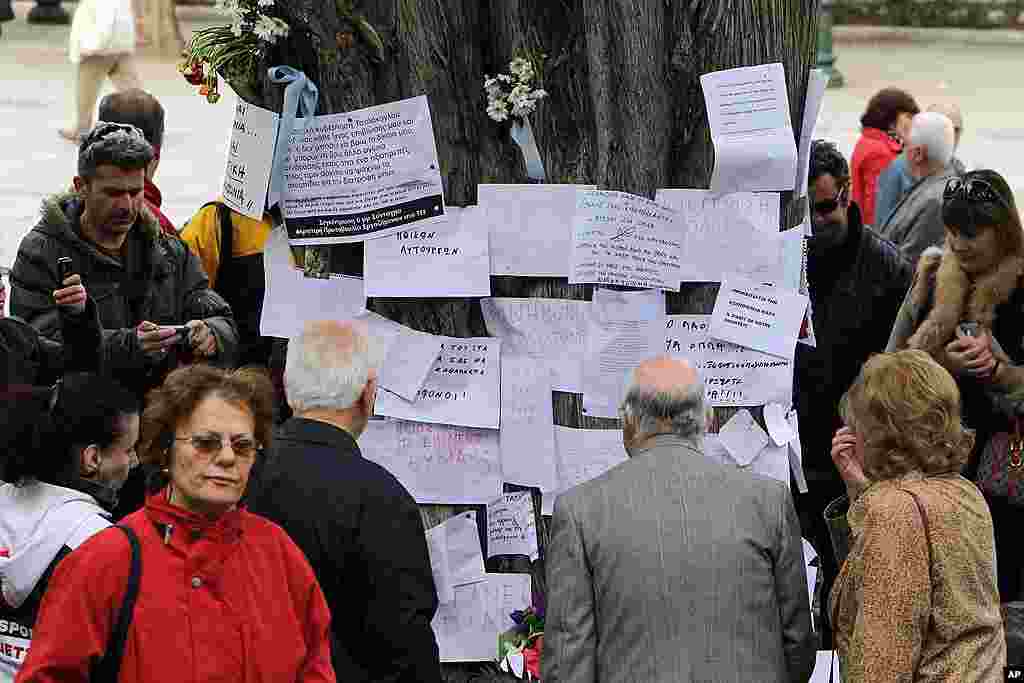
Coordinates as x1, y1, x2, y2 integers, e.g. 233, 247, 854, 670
241, 2, 820, 680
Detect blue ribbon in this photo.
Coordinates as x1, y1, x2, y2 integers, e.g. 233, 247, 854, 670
510, 117, 546, 182
267, 66, 319, 210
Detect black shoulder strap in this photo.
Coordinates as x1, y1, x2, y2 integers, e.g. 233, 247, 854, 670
215, 202, 234, 293
90, 525, 141, 683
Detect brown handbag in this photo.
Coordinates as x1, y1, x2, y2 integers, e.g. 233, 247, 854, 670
975, 416, 1024, 506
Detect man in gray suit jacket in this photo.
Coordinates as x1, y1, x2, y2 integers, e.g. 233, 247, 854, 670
544, 357, 815, 683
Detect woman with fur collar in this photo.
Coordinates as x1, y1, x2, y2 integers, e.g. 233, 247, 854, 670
888, 168, 1024, 602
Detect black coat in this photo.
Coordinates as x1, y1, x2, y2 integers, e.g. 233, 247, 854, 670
9, 194, 238, 397
1, 298, 102, 386
247, 418, 442, 683
794, 203, 913, 484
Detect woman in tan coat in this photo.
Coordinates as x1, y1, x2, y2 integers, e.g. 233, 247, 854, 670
829, 350, 1005, 682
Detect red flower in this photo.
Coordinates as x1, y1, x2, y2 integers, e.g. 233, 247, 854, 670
523, 636, 542, 680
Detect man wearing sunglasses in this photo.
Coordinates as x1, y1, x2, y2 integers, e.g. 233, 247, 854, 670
793, 140, 913, 649
877, 111, 959, 265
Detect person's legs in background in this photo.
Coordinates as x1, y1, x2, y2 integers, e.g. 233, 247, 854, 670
61, 56, 114, 141
109, 54, 143, 92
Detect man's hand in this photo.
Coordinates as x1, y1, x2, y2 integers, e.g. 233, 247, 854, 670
185, 320, 218, 357
136, 321, 180, 355
54, 274, 88, 315
946, 327, 997, 379
831, 426, 869, 500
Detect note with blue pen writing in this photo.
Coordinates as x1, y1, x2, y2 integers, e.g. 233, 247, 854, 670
569, 189, 682, 291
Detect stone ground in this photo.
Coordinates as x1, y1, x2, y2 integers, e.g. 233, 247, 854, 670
1, 4, 1022, 274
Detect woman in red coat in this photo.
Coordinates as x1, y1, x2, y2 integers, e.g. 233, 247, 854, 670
850, 88, 919, 226
16, 365, 336, 683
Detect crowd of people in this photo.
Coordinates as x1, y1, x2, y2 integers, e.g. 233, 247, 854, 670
0, 82, 1021, 683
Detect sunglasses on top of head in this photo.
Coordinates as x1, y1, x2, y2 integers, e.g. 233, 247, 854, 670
943, 177, 1010, 209
812, 183, 849, 216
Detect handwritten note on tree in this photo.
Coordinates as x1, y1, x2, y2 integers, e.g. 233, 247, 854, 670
569, 190, 682, 291
486, 492, 539, 560
664, 314, 792, 407
375, 336, 501, 429
222, 101, 278, 219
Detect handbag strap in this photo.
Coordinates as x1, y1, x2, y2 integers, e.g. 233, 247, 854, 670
89, 525, 141, 683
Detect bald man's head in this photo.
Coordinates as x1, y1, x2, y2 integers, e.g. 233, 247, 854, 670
621, 356, 706, 452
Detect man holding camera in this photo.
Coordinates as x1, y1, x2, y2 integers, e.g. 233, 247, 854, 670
9, 122, 238, 399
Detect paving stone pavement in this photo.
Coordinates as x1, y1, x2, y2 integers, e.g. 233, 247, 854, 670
1, 4, 1022, 275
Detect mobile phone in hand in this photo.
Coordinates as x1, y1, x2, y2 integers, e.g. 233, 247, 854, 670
57, 257, 74, 284
958, 322, 980, 338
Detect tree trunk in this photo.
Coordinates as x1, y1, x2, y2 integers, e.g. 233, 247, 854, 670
242, 2, 820, 680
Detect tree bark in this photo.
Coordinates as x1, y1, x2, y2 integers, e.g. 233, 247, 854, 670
241, 2, 820, 680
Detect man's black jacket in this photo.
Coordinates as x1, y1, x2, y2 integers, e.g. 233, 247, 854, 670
247, 418, 442, 683
9, 193, 238, 397
794, 202, 913, 484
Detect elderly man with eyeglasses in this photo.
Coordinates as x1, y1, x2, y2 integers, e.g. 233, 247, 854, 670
792, 139, 913, 649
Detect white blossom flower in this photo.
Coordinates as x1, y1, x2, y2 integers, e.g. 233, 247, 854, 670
252, 14, 289, 42
215, 0, 241, 16
256, 0, 275, 7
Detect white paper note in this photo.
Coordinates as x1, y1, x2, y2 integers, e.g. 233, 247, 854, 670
377, 328, 441, 402
283, 95, 446, 245
764, 402, 797, 446
550, 427, 628, 511
705, 434, 792, 486
710, 276, 808, 359
664, 315, 793, 407
425, 524, 455, 604
480, 184, 596, 277
260, 227, 366, 339
810, 651, 842, 683
438, 511, 487, 586
432, 573, 532, 662
750, 442, 792, 485
788, 409, 808, 493
795, 69, 830, 198
363, 206, 491, 298
570, 190, 682, 291
701, 63, 798, 194
222, 101, 278, 219
499, 356, 558, 495
803, 538, 819, 627
480, 298, 589, 394
718, 409, 770, 467
359, 419, 503, 504
582, 288, 665, 419
375, 337, 501, 429
486, 492, 539, 560
655, 189, 801, 285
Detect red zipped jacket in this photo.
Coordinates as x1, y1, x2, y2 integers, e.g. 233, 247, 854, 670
15, 489, 336, 683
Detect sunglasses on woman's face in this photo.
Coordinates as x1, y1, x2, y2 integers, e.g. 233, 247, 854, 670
943, 177, 1009, 209
812, 184, 848, 216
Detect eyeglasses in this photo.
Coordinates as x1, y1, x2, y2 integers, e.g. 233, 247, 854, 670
812, 184, 848, 216
174, 433, 261, 460
944, 177, 1009, 209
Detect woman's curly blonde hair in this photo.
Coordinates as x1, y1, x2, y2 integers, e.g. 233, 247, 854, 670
840, 350, 974, 480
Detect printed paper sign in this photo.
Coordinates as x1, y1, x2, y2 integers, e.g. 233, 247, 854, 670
480, 298, 590, 394
283, 95, 446, 244
364, 206, 491, 298
548, 427, 628, 513
710, 276, 808, 359
664, 315, 793, 407
486, 492, 539, 560
718, 409, 770, 467
569, 190, 682, 291
375, 337, 501, 430
359, 419, 503, 505
432, 574, 532, 662
700, 63, 798, 194
222, 101, 279, 219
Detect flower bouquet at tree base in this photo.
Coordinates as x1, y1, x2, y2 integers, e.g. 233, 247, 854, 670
497, 606, 543, 681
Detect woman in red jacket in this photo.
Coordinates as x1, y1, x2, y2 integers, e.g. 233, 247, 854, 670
16, 365, 336, 683
850, 88, 920, 226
